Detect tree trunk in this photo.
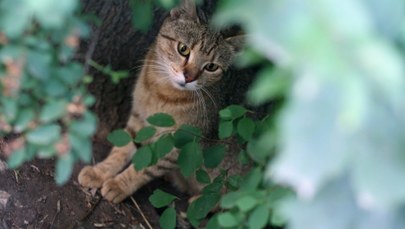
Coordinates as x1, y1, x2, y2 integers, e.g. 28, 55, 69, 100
79, 0, 257, 140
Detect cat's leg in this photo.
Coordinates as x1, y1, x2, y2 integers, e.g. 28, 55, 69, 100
101, 149, 179, 203
78, 111, 143, 188
78, 142, 136, 188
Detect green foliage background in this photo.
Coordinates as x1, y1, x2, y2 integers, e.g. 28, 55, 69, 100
0, 0, 95, 185
1, 0, 405, 228
214, 0, 405, 228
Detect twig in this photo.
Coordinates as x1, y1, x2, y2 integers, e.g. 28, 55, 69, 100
50, 200, 61, 229
13, 170, 19, 183
39, 214, 49, 224
83, 28, 101, 75
79, 196, 101, 221
130, 197, 153, 229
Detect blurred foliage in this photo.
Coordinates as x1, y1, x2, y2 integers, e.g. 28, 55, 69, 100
0, 0, 95, 185
215, 0, 405, 228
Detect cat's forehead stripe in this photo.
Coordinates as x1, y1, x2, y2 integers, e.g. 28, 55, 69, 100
160, 33, 177, 42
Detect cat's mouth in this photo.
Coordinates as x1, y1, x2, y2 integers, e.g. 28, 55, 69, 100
172, 80, 198, 91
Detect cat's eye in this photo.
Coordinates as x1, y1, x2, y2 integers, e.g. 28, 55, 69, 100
204, 63, 219, 72
177, 42, 190, 57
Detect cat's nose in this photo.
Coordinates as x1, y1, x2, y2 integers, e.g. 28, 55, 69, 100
183, 69, 198, 83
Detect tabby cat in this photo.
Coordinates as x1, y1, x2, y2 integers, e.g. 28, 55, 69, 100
78, 0, 243, 203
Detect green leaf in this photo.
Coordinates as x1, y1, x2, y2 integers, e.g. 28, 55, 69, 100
154, 0, 180, 9
203, 144, 226, 168
69, 133, 92, 163
219, 105, 247, 120
0, 0, 31, 38
26, 125, 61, 145
28, 0, 77, 28
219, 120, 233, 139
130, 0, 153, 32
267, 186, 294, 205
220, 191, 243, 209
27, 50, 52, 80
173, 124, 202, 148
39, 100, 67, 123
160, 207, 176, 229
153, 134, 174, 159
234, 47, 267, 67
196, 169, 211, 184
226, 175, 242, 190
107, 129, 132, 147
56, 63, 83, 86
248, 67, 290, 105
240, 167, 263, 192
238, 150, 250, 165
236, 195, 258, 212
44, 78, 67, 97
14, 109, 35, 132
132, 146, 153, 171
205, 215, 221, 229
219, 108, 233, 120
270, 210, 286, 227
228, 105, 247, 119
149, 189, 177, 208
7, 147, 26, 169
37, 145, 56, 158
217, 212, 239, 228
69, 112, 97, 137
202, 176, 224, 194
237, 117, 255, 141
177, 141, 203, 177
247, 132, 276, 163
134, 126, 156, 143
1, 98, 18, 122
187, 193, 220, 221
55, 153, 74, 185
248, 205, 269, 229
110, 70, 129, 84
147, 113, 175, 127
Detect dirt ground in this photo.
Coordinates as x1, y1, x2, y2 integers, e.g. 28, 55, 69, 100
0, 138, 188, 229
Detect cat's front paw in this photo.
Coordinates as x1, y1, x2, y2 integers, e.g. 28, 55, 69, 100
78, 165, 108, 188
101, 178, 131, 203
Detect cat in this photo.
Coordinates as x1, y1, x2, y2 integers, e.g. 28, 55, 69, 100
78, 0, 244, 203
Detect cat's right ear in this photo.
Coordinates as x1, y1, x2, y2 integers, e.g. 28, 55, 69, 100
170, 0, 200, 23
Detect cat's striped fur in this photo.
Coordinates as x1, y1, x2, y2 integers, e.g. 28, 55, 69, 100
78, 0, 243, 203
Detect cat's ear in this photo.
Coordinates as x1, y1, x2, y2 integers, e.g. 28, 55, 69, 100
226, 35, 245, 53
170, 0, 199, 22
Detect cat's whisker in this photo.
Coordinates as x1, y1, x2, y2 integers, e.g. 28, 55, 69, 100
191, 91, 197, 112
195, 90, 208, 130
129, 58, 171, 72
145, 68, 168, 74
193, 90, 202, 125
199, 87, 218, 110
142, 64, 167, 71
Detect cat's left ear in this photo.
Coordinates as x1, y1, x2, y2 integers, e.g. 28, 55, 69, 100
226, 35, 245, 53
170, 0, 200, 23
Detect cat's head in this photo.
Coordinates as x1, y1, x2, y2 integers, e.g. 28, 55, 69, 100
152, 0, 244, 91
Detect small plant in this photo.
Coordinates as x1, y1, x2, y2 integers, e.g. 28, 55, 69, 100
108, 106, 290, 229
